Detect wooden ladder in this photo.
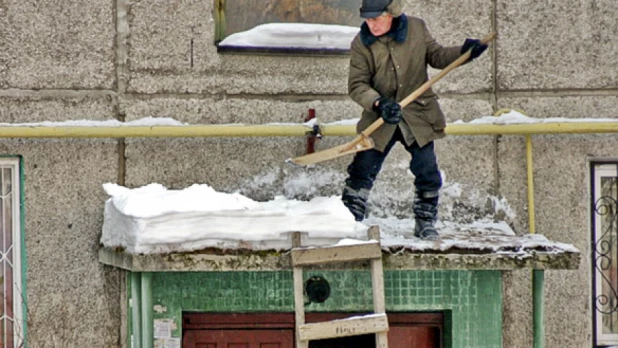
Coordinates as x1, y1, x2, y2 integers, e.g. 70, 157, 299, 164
291, 225, 389, 348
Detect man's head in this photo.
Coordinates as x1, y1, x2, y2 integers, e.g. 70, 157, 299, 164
360, 0, 403, 36
359, 0, 403, 19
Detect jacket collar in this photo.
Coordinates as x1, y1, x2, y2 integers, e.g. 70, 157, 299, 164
360, 15, 408, 47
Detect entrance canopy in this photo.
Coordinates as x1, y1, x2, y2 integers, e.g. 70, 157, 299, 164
99, 183, 579, 272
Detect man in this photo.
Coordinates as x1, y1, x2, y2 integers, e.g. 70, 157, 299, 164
342, 0, 488, 240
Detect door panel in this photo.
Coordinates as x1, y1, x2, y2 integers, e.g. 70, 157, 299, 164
183, 329, 293, 348
388, 326, 441, 347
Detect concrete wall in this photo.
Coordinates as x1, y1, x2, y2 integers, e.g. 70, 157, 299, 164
1, 0, 616, 347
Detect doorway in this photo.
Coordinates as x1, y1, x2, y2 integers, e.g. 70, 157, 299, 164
182, 312, 443, 347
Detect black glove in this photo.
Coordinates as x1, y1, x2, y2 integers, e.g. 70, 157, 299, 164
461, 38, 488, 62
374, 97, 402, 124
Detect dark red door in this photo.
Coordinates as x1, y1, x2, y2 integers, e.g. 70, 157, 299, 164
183, 313, 442, 348
183, 329, 293, 348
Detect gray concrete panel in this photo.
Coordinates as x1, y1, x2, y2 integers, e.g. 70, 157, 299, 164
123, 137, 345, 199
437, 136, 496, 188
529, 135, 618, 347
497, 136, 529, 232
498, 95, 618, 119
0, 93, 116, 123
403, 0, 494, 94
0, 1, 8, 88
503, 270, 533, 348
439, 97, 495, 123
0, 139, 120, 347
128, 54, 351, 95
122, 96, 361, 124
499, 134, 618, 347
126, 0, 493, 94
1, 0, 115, 89
497, 0, 618, 90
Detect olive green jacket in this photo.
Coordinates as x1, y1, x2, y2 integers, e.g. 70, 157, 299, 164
348, 16, 462, 151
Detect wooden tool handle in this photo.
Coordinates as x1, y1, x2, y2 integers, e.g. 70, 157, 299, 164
360, 32, 497, 139
289, 32, 497, 165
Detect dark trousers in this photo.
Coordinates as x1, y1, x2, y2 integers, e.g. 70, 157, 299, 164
344, 128, 442, 219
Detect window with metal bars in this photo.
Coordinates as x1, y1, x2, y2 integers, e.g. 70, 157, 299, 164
214, 0, 362, 54
0, 158, 24, 348
592, 161, 618, 346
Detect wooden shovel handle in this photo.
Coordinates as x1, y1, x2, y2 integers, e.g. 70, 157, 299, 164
357, 32, 497, 140
289, 32, 497, 165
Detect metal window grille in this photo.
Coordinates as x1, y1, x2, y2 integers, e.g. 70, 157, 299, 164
0, 159, 23, 348
592, 162, 618, 346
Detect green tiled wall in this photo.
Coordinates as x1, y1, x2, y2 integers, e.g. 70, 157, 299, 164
142, 270, 502, 348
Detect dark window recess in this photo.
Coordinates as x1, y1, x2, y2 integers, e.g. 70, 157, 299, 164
183, 312, 443, 348
214, 0, 362, 54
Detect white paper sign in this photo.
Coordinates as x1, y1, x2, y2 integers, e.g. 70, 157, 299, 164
154, 338, 181, 348
154, 319, 174, 338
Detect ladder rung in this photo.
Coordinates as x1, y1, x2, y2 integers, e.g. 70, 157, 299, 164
298, 313, 389, 341
291, 241, 381, 266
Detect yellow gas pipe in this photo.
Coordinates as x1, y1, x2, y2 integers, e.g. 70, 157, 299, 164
1, 121, 618, 138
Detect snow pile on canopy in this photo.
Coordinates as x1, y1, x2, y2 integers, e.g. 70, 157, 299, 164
101, 183, 578, 256
101, 183, 368, 254
219, 23, 359, 49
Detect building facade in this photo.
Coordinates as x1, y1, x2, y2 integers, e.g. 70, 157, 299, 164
1, 0, 617, 347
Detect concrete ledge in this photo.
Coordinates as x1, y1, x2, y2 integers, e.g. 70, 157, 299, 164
98, 247, 580, 272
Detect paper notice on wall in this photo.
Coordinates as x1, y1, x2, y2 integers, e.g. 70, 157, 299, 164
154, 319, 174, 338
154, 338, 180, 348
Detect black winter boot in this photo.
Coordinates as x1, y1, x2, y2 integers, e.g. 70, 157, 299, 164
341, 186, 370, 221
413, 191, 439, 240
414, 219, 438, 240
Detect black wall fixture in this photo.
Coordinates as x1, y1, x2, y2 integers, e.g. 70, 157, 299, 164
304, 276, 331, 304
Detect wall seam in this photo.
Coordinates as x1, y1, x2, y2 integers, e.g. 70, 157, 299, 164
0, 89, 616, 99
491, 0, 501, 198
115, 0, 129, 187
114, 1, 129, 347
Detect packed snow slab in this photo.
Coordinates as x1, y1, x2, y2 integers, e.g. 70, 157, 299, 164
101, 183, 368, 254
370, 218, 580, 255
218, 23, 359, 49
101, 183, 580, 258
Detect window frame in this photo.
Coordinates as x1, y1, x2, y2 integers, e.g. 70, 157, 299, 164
591, 161, 618, 346
0, 157, 25, 348
213, 0, 359, 55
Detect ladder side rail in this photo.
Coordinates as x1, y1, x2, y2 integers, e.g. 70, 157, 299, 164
368, 225, 389, 348
292, 232, 309, 348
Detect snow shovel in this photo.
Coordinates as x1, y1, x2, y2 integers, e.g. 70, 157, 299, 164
287, 32, 497, 166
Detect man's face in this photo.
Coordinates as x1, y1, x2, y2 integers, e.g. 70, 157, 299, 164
365, 13, 393, 37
